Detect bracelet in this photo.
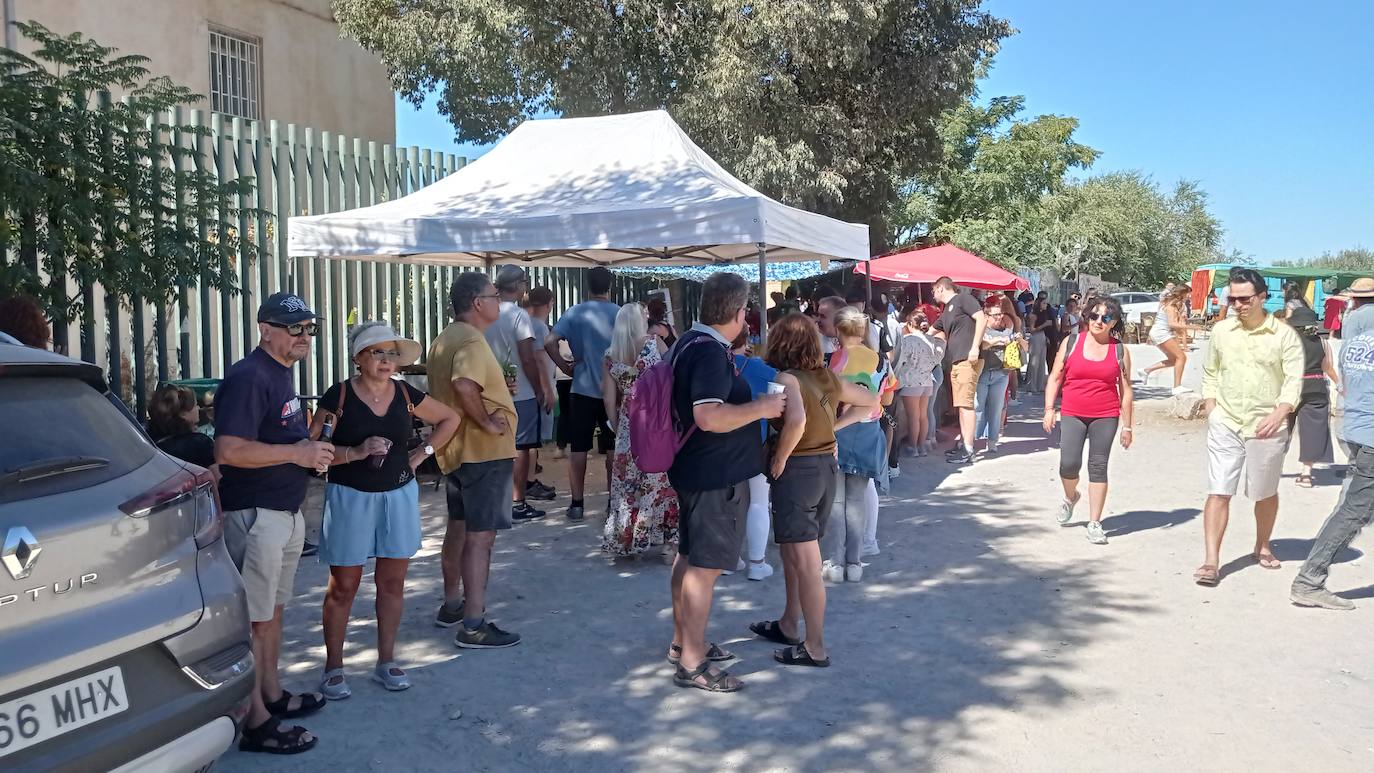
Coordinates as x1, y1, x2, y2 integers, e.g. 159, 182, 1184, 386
1121, 427, 1134, 433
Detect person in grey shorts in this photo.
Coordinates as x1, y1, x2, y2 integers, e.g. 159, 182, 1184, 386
485, 265, 553, 521
666, 274, 786, 693
214, 291, 334, 754
427, 272, 523, 649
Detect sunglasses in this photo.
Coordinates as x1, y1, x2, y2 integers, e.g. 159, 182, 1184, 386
363, 348, 402, 361
1086, 312, 1116, 323
266, 321, 319, 337
1228, 293, 1258, 305
476, 292, 501, 302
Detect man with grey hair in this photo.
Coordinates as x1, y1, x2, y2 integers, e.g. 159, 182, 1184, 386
486, 265, 553, 521
427, 272, 522, 648
667, 273, 786, 692
215, 291, 333, 752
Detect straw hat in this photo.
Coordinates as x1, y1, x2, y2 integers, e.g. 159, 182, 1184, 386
348, 321, 422, 366
1347, 277, 1374, 298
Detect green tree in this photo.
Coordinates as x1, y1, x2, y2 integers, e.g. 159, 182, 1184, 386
1274, 247, 1373, 271
333, 0, 1012, 252
0, 22, 261, 340
890, 95, 1098, 263
1039, 172, 1221, 287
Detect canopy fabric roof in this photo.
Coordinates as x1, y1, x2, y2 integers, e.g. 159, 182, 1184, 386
614, 260, 849, 284
853, 244, 1029, 291
1202, 264, 1369, 288
288, 110, 869, 268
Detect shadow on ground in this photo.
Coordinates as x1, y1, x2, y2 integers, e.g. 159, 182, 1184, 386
223, 416, 1157, 773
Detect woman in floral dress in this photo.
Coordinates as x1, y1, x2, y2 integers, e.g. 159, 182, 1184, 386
600, 303, 678, 559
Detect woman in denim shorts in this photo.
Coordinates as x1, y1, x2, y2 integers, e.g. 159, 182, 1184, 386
309, 322, 459, 698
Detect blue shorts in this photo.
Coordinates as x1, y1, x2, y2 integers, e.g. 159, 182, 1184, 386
320, 480, 421, 566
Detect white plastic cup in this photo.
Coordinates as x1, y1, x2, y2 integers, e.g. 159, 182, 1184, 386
765, 381, 786, 395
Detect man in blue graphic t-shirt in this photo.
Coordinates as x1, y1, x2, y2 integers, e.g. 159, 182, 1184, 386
1292, 277, 1374, 610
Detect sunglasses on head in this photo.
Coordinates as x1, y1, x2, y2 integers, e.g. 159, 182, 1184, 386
266, 321, 319, 337
1086, 312, 1116, 323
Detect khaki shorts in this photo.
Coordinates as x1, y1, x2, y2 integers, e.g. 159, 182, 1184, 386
1206, 414, 1288, 500
949, 359, 985, 410
224, 507, 306, 623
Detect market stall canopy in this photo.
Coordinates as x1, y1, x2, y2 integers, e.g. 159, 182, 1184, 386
852, 244, 1029, 291
614, 260, 850, 284
288, 110, 869, 268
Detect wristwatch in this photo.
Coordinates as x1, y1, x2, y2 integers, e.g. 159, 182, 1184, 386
423, 444, 435, 456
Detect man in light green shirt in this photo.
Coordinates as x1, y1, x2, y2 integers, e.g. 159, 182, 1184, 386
1194, 267, 1304, 586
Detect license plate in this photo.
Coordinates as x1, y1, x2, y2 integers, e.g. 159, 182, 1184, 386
0, 666, 128, 758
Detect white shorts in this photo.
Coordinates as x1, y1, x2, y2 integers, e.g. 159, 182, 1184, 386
1206, 414, 1288, 499
1149, 329, 1173, 346
900, 385, 933, 398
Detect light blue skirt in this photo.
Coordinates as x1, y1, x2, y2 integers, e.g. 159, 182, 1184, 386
320, 480, 421, 566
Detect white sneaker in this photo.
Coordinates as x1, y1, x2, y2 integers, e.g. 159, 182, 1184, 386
821, 560, 844, 584
1134, 368, 1147, 384
845, 563, 863, 582
888, 465, 901, 480
1056, 495, 1079, 525
1171, 385, 1192, 396
721, 557, 747, 576
862, 540, 880, 557
746, 561, 774, 581
1085, 521, 1108, 545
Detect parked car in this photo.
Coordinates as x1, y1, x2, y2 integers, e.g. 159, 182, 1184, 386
1111, 291, 1161, 324
0, 340, 253, 772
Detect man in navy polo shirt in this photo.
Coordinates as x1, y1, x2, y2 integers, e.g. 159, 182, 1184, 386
215, 291, 336, 753
667, 273, 785, 693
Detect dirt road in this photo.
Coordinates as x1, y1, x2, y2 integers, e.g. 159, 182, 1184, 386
219, 345, 1374, 772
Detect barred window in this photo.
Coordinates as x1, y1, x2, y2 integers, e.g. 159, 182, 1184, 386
209, 29, 260, 121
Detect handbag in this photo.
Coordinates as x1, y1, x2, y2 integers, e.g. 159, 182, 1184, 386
1003, 339, 1023, 370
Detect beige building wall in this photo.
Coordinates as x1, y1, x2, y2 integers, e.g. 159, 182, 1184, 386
6, 0, 395, 143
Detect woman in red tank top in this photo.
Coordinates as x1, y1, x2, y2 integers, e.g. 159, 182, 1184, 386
1042, 297, 1136, 545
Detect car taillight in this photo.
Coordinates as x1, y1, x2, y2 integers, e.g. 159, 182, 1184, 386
119, 466, 224, 548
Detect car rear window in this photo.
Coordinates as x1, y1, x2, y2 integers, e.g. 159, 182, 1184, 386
0, 376, 155, 502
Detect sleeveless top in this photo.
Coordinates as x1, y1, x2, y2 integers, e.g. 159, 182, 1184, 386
1150, 305, 1173, 338
1299, 334, 1327, 397
1060, 334, 1121, 419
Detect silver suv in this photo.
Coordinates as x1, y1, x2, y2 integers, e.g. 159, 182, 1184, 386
0, 340, 254, 771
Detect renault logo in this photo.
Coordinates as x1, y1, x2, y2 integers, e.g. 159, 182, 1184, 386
2, 527, 42, 581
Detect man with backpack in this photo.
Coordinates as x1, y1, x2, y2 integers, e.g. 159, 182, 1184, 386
660, 273, 785, 692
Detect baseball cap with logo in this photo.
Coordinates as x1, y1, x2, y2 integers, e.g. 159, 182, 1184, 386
257, 292, 323, 325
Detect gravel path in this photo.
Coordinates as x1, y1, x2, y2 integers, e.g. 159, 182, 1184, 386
218, 344, 1374, 772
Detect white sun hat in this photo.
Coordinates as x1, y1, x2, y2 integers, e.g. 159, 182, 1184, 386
348, 321, 422, 366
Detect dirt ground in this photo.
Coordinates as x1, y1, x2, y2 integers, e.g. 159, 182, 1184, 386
218, 344, 1374, 773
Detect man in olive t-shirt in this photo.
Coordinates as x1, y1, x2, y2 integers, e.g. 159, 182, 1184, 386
427, 272, 522, 649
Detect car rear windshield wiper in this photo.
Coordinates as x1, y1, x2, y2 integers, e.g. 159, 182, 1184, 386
0, 456, 110, 487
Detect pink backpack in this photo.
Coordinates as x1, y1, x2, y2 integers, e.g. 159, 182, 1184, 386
629, 334, 719, 473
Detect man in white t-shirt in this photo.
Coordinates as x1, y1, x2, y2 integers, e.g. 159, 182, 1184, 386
486, 266, 553, 521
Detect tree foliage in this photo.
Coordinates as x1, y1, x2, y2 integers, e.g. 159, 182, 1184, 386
1274, 247, 1373, 271
0, 22, 261, 328
890, 95, 1098, 263
333, 0, 1012, 252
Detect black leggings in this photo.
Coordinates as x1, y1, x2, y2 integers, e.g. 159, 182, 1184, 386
1059, 415, 1119, 483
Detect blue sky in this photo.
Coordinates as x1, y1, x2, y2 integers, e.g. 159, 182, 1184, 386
395, 0, 1372, 262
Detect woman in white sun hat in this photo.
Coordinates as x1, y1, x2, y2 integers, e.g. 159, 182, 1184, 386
309, 321, 460, 698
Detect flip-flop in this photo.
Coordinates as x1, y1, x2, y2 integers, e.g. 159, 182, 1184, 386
1254, 553, 1282, 570
667, 642, 734, 665
774, 643, 831, 668
1295, 474, 1314, 488
748, 620, 801, 646
1193, 564, 1219, 586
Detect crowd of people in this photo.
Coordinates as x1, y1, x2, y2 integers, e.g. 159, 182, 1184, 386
6, 262, 1374, 753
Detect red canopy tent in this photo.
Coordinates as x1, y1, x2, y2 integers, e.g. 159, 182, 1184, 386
853, 244, 1029, 291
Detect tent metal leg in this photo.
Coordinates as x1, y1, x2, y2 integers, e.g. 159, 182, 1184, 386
757, 241, 767, 349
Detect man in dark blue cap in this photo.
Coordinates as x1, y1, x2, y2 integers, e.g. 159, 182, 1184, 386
214, 291, 335, 753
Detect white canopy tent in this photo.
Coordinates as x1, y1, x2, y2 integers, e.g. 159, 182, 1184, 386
288, 110, 869, 342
